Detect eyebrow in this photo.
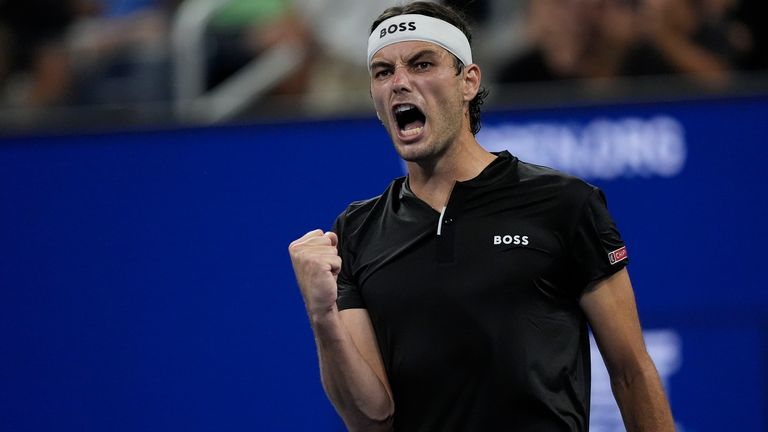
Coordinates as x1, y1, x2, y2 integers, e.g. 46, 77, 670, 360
369, 47, 443, 70
405, 49, 440, 64
370, 60, 392, 71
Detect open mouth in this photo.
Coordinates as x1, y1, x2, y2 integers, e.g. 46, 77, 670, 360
393, 104, 426, 137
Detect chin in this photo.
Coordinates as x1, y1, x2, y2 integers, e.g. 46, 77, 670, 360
394, 142, 438, 164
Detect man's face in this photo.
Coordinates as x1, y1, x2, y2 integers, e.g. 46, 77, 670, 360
369, 41, 471, 163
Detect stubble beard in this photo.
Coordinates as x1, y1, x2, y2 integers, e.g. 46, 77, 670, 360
391, 99, 466, 165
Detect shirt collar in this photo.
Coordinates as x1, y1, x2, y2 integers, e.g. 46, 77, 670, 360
400, 151, 518, 199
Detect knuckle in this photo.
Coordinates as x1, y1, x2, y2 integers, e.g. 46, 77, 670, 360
293, 249, 308, 262
288, 243, 304, 257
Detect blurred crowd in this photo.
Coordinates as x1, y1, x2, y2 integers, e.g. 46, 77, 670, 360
0, 0, 765, 121
490, 0, 766, 89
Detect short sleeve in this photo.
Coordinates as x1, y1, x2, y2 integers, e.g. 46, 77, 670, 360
568, 188, 629, 290
332, 210, 366, 310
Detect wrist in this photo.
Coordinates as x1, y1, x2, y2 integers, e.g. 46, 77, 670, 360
308, 302, 339, 326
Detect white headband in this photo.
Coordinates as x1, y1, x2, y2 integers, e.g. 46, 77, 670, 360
367, 14, 472, 70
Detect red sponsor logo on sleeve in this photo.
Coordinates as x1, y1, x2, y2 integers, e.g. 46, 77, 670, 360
608, 246, 628, 265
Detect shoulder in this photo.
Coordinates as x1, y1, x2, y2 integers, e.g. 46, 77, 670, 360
515, 159, 598, 206
333, 177, 405, 236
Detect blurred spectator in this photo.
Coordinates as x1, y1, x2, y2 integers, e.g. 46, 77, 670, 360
668, 0, 765, 69
205, 0, 313, 96
637, 0, 731, 86
496, 0, 757, 89
699, 0, 754, 67
0, 0, 80, 107
497, 0, 640, 84
66, 0, 180, 105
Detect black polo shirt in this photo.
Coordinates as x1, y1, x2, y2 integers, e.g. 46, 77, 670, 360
333, 151, 628, 431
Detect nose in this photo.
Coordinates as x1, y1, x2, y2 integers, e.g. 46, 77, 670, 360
391, 66, 411, 94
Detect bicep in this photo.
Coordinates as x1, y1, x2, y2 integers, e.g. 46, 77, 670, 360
579, 268, 649, 375
339, 308, 392, 399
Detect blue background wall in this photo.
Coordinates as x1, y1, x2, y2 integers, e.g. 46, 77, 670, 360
1, 95, 766, 431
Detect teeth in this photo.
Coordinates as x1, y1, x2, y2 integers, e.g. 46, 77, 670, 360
395, 104, 415, 113
401, 126, 423, 136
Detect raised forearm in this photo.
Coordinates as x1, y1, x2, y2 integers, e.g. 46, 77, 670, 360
289, 230, 394, 431
611, 357, 675, 432
312, 310, 394, 432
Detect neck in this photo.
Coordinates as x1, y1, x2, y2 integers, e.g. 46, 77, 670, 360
406, 134, 496, 211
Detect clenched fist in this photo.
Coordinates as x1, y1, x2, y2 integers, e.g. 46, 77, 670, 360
288, 229, 342, 317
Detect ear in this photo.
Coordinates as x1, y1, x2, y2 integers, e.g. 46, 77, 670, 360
462, 64, 482, 103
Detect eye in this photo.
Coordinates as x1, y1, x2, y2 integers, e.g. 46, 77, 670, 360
374, 69, 393, 79
415, 62, 432, 71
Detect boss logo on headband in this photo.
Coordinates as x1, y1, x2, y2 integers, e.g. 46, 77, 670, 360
380, 22, 417, 38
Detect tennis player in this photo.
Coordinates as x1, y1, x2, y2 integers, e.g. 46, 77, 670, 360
289, 2, 674, 431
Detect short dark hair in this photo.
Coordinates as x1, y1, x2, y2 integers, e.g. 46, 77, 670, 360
370, 2, 489, 135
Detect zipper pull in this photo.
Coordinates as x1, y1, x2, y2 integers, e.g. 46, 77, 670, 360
437, 206, 447, 236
